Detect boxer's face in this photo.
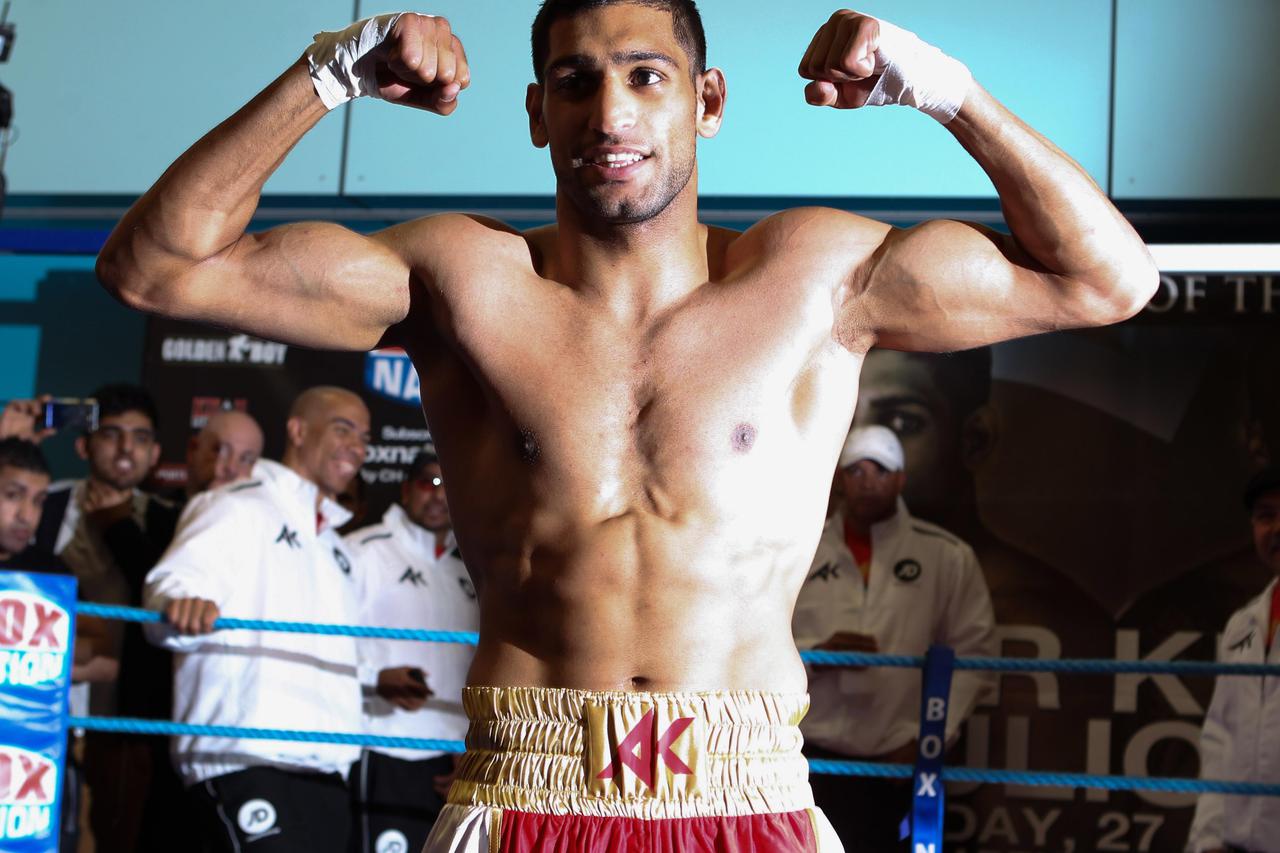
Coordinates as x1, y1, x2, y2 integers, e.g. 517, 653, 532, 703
402, 462, 451, 535
1252, 490, 1280, 575
529, 4, 722, 226
0, 466, 48, 558
78, 411, 160, 492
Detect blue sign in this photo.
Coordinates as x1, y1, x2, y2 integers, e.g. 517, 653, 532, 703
0, 571, 76, 852
364, 348, 422, 407
909, 645, 955, 853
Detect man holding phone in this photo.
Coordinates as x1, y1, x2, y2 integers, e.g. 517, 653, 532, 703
345, 445, 479, 853
33, 383, 184, 853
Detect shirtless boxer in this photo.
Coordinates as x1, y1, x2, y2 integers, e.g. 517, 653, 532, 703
96, 2, 1157, 850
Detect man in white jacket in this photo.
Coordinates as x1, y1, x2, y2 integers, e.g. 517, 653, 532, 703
793, 425, 995, 852
346, 446, 478, 853
1187, 466, 1280, 853
144, 386, 371, 853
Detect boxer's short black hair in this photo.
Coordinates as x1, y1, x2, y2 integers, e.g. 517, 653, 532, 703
531, 0, 706, 83
91, 383, 159, 432
0, 438, 50, 477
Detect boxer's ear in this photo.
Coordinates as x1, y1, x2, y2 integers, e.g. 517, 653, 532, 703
696, 68, 726, 139
527, 84, 549, 148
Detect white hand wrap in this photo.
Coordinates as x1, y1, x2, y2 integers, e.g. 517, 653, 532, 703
865, 20, 972, 124
305, 13, 405, 110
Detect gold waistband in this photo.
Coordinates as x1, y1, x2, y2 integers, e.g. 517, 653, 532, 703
450, 686, 814, 819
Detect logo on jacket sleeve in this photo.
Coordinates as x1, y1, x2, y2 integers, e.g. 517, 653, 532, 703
893, 559, 922, 583
332, 548, 352, 575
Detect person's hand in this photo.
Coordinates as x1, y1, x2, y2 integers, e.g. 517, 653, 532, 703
376, 14, 471, 115
165, 598, 221, 635
0, 397, 54, 444
798, 10, 882, 109
813, 630, 879, 671
432, 752, 461, 797
376, 665, 432, 711
82, 478, 133, 515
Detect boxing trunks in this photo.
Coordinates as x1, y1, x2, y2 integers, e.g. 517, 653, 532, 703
423, 687, 843, 852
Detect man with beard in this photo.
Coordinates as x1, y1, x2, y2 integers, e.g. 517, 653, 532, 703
144, 386, 370, 852
98, 2, 1156, 849
346, 446, 479, 853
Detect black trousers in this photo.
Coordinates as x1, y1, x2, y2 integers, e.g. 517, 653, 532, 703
806, 745, 912, 853
351, 751, 453, 853
190, 766, 351, 853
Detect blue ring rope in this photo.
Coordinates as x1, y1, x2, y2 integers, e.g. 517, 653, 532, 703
66, 716, 1280, 796
78, 603, 1280, 676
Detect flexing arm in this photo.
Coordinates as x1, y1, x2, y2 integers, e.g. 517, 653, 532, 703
800, 12, 1158, 352
96, 14, 469, 350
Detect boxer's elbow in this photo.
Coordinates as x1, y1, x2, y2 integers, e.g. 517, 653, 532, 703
1088, 251, 1160, 326
97, 226, 204, 317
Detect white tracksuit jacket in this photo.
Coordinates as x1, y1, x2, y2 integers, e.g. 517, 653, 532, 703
792, 499, 996, 757
345, 503, 479, 760
1187, 577, 1280, 853
144, 459, 364, 786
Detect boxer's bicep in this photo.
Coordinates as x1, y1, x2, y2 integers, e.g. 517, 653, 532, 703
855, 219, 1105, 352
180, 220, 414, 351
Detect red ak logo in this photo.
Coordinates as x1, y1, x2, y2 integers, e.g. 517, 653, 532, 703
596, 709, 694, 790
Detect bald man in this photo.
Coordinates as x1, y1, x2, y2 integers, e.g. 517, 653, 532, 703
144, 386, 372, 853
185, 410, 265, 497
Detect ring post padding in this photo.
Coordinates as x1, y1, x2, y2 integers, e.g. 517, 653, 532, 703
0, 570, 78, 853
910, 645, 954, 853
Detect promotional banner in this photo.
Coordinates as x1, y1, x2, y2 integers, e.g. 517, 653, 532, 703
143, 321, 432, 528
0, 570, 75, 853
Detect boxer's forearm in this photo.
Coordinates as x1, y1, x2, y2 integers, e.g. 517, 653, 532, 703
945, 84, 1157, 317
97, 61, 326, 304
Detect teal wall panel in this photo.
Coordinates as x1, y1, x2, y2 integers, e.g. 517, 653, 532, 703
0, 254, 147, 478
344, 0, 1112, 197
1113, 0, 1280, 199
2, 0, 350, 194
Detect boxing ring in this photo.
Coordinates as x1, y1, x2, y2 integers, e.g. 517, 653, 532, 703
54, 602, 1280, 851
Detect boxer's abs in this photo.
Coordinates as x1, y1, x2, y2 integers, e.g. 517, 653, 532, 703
462, 505, 813, 695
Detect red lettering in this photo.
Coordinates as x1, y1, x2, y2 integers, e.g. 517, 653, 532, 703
28, 604, 63, 649
0, 601, 25, 646
597, 711, 695, 790
16, 756, 50, 802
0, 753, 11, 800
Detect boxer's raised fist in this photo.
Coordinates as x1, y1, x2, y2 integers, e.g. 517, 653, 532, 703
306, 12, 471, 114
377, 14, 471, 115
797, 10, 882, 109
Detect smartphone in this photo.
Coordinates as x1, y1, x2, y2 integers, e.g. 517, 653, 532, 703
41, 398, 99, 433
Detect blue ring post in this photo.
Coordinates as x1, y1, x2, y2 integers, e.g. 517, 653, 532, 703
909, 645, 955, 853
